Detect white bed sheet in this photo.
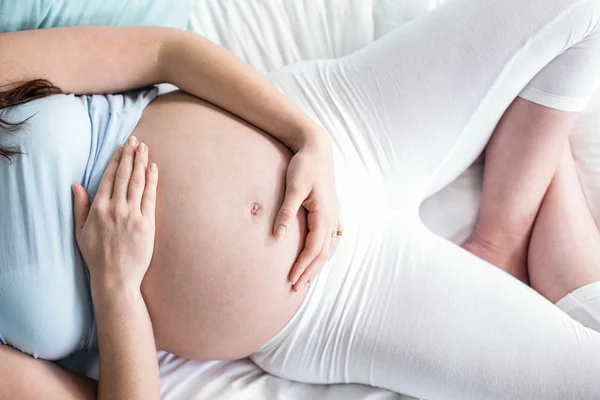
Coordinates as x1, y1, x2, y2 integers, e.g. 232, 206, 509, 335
151, 1, 600, 398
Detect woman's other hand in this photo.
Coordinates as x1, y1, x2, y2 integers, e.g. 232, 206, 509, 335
274, 133, 342, 292
72, 137, 161, 400
72, 136, 158, 292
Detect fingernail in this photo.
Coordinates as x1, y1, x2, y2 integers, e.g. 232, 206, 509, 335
138, 143, 146, 153
150, 163, 157, 173
128, 136, 138, 148
275, 225, 287, 239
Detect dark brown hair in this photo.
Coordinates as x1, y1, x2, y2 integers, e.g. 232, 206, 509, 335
0, 79, 62, 161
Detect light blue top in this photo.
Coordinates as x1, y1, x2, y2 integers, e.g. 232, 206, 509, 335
0, 0, 195, 32
0, 88, 157, 360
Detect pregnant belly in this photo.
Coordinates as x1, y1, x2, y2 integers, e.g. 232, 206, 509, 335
133, 92, 308, 360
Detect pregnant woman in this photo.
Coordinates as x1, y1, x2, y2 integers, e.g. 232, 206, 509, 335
2, 0, 600, 399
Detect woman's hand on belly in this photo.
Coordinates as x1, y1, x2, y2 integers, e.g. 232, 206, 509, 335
275, 133, 343, 291
73, 138, 157, 290
131, 94, 313, 359
72, 137, 161, 400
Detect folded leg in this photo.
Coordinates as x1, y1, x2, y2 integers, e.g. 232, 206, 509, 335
529, 144, 600, 310
461, 99, 577, 283
254, 0, 600, 397
252, 216, 600, 399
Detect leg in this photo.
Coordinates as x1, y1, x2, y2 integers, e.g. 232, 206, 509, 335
339, 0, 600, 201
252, 217, 600, 399
462, 100, 577, 284
529, 144, 600, 303
253, 0, 600, 397
267, 0, 600, 224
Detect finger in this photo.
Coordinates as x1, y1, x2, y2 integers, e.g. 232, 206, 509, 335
289, 225, 326, 285
328, 222, 344, 257
113, 136, 139, 200
294, 255, 326, 292
72, 184, 90, 233
141, 162, 158, 218
326, 224, 344, 259
128, 142, 148, 207
322, 226, 338, 260
96, 146, 123, 199
294, 226, 335, 290
274, 183, 309, 239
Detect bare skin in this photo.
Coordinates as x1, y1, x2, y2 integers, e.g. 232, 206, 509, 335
1, 25, 596, 398
134, 91, 309, 360
528, 145, 600, 303
0, 345, 96, 400
0, 26, 334, 398
462, 96, 600, 307
134, 93, 590, 362
0, 90, 315, 396
462, 97, 577, 284
2, 98, 592, 398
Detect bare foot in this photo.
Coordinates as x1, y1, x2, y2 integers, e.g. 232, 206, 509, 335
461, 233, 530, 284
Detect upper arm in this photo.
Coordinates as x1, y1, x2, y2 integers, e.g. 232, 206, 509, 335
0, 26, 177, 95
0, 345, 97, 400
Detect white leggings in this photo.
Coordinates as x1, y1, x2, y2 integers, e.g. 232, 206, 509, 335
250, 0, 600, 399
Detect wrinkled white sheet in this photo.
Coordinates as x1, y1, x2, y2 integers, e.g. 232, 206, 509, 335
153, 1, 600, 398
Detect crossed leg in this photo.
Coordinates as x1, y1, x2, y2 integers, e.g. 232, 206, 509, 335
462, 99, 577, 284
462, 97, 600, 306
253, 1, 600, 396
528, 144, 600, 304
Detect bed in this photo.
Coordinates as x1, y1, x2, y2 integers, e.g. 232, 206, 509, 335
62, 0, 600, 398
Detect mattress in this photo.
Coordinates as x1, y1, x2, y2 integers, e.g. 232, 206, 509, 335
70, 1, 600, 399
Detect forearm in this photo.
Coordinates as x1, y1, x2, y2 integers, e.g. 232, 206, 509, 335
92, 282, 160, 400
0, 27, 165, 94
0, 345, 97, 400
159, 31, 322, 151
0, 26, 323, 150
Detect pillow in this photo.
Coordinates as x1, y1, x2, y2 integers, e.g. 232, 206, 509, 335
0, 0, 195, 32
189, 0, 376, 73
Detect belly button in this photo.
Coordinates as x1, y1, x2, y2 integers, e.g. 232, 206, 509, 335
250, 201, 263, 217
